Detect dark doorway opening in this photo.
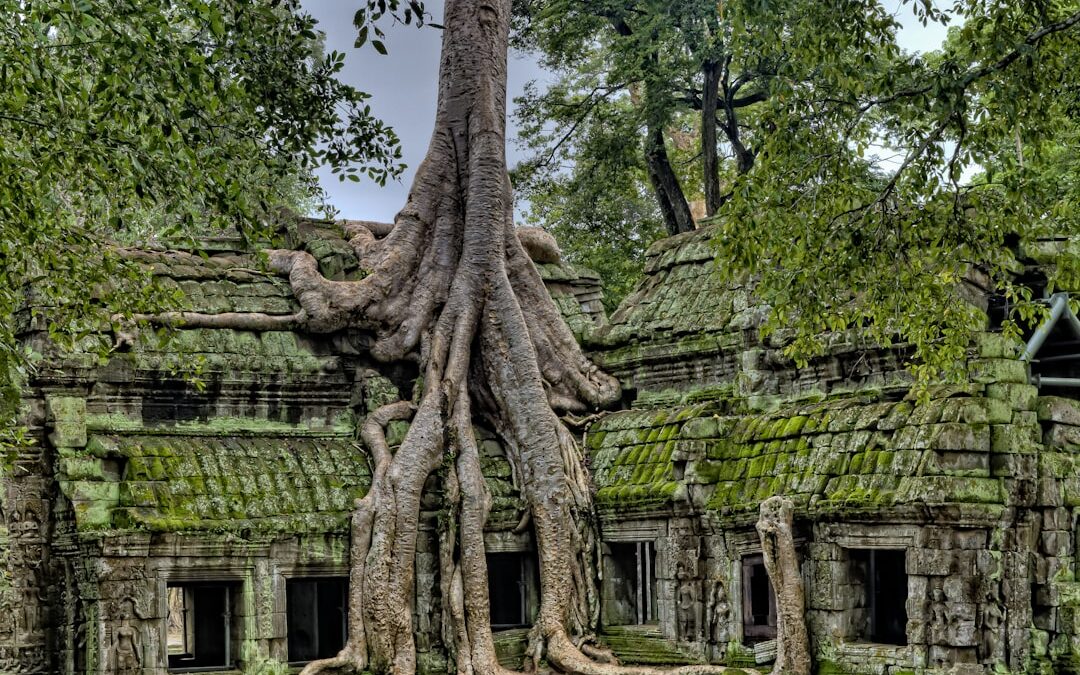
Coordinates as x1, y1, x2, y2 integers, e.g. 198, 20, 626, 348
741, 554, 777, 640
487, 552, 538, 629
287, 577, 348, 664
166, 582, 239, 671
602, 541, 658, 626
850, 549, 908, 645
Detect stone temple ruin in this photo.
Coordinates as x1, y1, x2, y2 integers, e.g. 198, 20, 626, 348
5, 220, 1080, 674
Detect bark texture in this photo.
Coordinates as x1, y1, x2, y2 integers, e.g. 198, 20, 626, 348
756, 497, 811, 675
155, 2, 807, 673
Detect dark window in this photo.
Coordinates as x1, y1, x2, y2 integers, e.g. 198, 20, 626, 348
602, 541, 657, 626
850, 549, 908, 645
742, 554, 777, 640
166, 582, 239, 671
287, 577, 348, 664
487, 552, 538, 629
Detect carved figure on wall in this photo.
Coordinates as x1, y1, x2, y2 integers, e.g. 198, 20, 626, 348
16, 568, 43, 643
928, 586, 947, 646
707, 576, 730, 645
979, 587, 1006, 664
108, 597, 144, 675
677, 579, 697, 641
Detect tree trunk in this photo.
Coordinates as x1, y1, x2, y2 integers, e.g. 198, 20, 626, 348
756, 497, 811, 675
645, 122, 695, 236
701, 59, 722, 217
157, 2, 805, 673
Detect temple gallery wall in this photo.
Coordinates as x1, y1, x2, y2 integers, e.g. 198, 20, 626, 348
5, 221, 1080, 674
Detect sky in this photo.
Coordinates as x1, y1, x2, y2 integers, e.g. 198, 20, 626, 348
300, 0, 952, 221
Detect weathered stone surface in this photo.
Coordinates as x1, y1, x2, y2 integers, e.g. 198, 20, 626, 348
10, 223, 1080, 675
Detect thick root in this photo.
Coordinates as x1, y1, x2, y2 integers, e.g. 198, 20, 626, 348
545, 629, 761, 675
757, 497, 811, 675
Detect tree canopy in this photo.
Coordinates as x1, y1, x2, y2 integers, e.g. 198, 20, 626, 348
513, 0, 1080, 380
0, 0, 403, 448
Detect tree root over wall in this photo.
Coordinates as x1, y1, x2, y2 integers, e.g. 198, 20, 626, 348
146, 1, 811, 674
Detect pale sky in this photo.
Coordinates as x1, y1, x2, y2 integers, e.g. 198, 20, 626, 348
299, 0, 952, 221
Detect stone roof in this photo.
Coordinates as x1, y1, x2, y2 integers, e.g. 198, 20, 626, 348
588, 226, 910, 404
58, 430, 523, 534
60, 433, 371, 533
587, 382, 1038, 524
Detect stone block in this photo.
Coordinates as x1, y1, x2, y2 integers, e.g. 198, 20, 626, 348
986, 383, 1039, 411
1044, 508, 1071, 532
1045, 424, 1080, 450
931, 451, 989, 477
990, 423, 1042, 454
975, 332, 1021, 359
892, 423, 989, 452
60, 456, 106, 481
1042, 531, 1072, 558
907, 617, 928, 644
1038, 396, 1080, 426
947, 619, 978, 647
968, 358, 1029, 384
681, 416, 720, 440
1039, 478, 1064, 507
907, 549, 952, 576
990, 452, 1036, 479
47, 395, 87, 448
68, 480, 120, 504
952, 530, 988, 550
943, 576, 974, 603
939, 397, 1012, 425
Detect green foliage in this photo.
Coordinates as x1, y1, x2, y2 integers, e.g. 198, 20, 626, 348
517, 0, 1080, 383
513, 94, 665, 310
0, 0, 405, 449
714, 1, 1080, 383
512, 0, 903, 307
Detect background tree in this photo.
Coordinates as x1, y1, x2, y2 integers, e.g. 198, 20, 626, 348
511, 0, 901, 229
514, 0, 1080, 380
512, 95, 666, 310
510, 0, 901, 314
713, 1, 1080, 381
0, 0, 402, 450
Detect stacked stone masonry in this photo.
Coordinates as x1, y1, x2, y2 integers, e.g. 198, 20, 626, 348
3, 221, 1080, 674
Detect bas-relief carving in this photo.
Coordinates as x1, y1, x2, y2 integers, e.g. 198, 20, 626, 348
674, 557, 700, 642
706, 575, 730, 646
16, 566, 45, 644
977, 587, 1006, 665
106, 597, 144, 675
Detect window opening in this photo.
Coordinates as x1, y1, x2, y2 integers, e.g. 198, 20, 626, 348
602, 541, 657, 626
741, 554, 777, 640
487, 552, 537, 629
850, 549, 908, 645
287, 577, 348, 664
166, 582, 238, 671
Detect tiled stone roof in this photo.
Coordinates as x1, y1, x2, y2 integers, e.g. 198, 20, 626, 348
61, 434, 371, 533
586, 388, 1033, 522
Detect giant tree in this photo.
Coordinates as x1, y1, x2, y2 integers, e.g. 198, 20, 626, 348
148, 0, 809, 674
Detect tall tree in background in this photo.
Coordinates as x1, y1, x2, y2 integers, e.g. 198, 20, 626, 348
513, 0, 899, 235
714, 1, 1080, 380
515, 0, 1080, 379
511, 0, 899, 308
